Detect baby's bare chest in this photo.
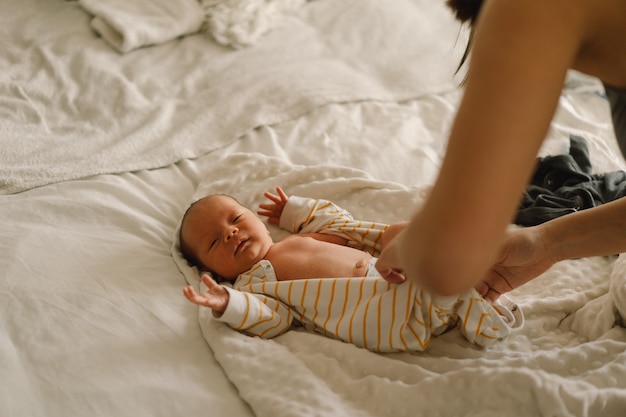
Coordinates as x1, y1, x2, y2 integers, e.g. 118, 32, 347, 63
265, 236, 372, 280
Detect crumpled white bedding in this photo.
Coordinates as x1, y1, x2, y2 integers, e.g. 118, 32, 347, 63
3, 72, 626, 416
0, 154, 256, 417
200, 0, 308, 49
4, 0, 626, 415
0, 0, 460, 194
78, 0, 205, 53
78, 0, 306, 53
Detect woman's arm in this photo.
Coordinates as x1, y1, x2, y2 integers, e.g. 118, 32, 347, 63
376, 221, 409, 283
480, 197, 626, 301
379, 0, 589, 296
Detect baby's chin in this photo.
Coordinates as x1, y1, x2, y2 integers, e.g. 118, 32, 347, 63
216, 240, 272, 279
243, 240, 272, 264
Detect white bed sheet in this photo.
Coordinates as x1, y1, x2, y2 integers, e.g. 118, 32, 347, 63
0, 157, 253, 417
3, 0, 626, 416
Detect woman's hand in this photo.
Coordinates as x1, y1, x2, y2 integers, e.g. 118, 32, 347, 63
376, 229, 407, 284
258, 186, 289, 225
478, 225, 557, 302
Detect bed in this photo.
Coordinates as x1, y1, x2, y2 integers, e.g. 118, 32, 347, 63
2, 0, 626, 416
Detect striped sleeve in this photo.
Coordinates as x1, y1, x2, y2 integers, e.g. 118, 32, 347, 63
279, 195, 389, 253
216, 284, 294, 339
452, 289, 514, 347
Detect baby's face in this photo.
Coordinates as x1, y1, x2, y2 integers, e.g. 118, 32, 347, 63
181, 195, 273, 280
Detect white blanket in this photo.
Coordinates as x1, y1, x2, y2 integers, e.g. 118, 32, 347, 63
78, 0, 306, 53
0, 0, 461, 194
200, 0, 308, 49
79, 0, 205, 53
173, 152, 626, 417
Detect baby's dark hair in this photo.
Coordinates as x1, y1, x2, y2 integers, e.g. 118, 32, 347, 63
179, 201, 206, 270
446, 0, 484, 76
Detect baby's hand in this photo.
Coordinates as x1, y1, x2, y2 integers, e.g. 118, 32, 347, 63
257, 186, 289, 225
183, 274, 230, 317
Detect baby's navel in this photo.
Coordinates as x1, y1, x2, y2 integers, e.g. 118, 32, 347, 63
353, 258, 371, 277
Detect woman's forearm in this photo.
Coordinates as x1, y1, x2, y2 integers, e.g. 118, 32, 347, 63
541, 197, 626, 261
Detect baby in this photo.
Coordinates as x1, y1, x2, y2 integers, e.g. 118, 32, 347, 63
179, 187, 405, 283
180, 187, 522, 352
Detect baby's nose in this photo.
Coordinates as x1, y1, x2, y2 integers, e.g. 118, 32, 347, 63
224, 227, 238, 241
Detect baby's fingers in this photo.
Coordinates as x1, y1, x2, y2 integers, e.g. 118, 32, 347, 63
257, 203, 278, 213
202, 273, 228, 294
201, 273, 218, 288
263, 187, 288, 204
262, 192, 282, 205
182, 286, 194, 300
274, 186, 288, 202
183, 286, 205, 306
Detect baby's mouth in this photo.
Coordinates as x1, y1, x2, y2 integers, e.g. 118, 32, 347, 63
234, 239, 248, 256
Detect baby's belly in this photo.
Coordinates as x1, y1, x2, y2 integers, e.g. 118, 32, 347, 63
308, 246, 372, 278
269, 238, 373, 280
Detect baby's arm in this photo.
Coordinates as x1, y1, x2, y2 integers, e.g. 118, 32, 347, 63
183, 274, 230, 317
279, 194, 388, 253
259, 187, 348, 246
185, 269, 295, 338
259, 186, 392, 253
217, 283, 295, 338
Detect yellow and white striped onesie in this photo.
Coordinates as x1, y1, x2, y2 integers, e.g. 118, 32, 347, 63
215, 196, 522, 352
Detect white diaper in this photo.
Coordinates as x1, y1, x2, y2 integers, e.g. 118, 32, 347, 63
366, 257, 380, 278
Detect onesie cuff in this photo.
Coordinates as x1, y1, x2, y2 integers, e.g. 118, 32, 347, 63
279, 195, 310, 232
215, 286, 251, 327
